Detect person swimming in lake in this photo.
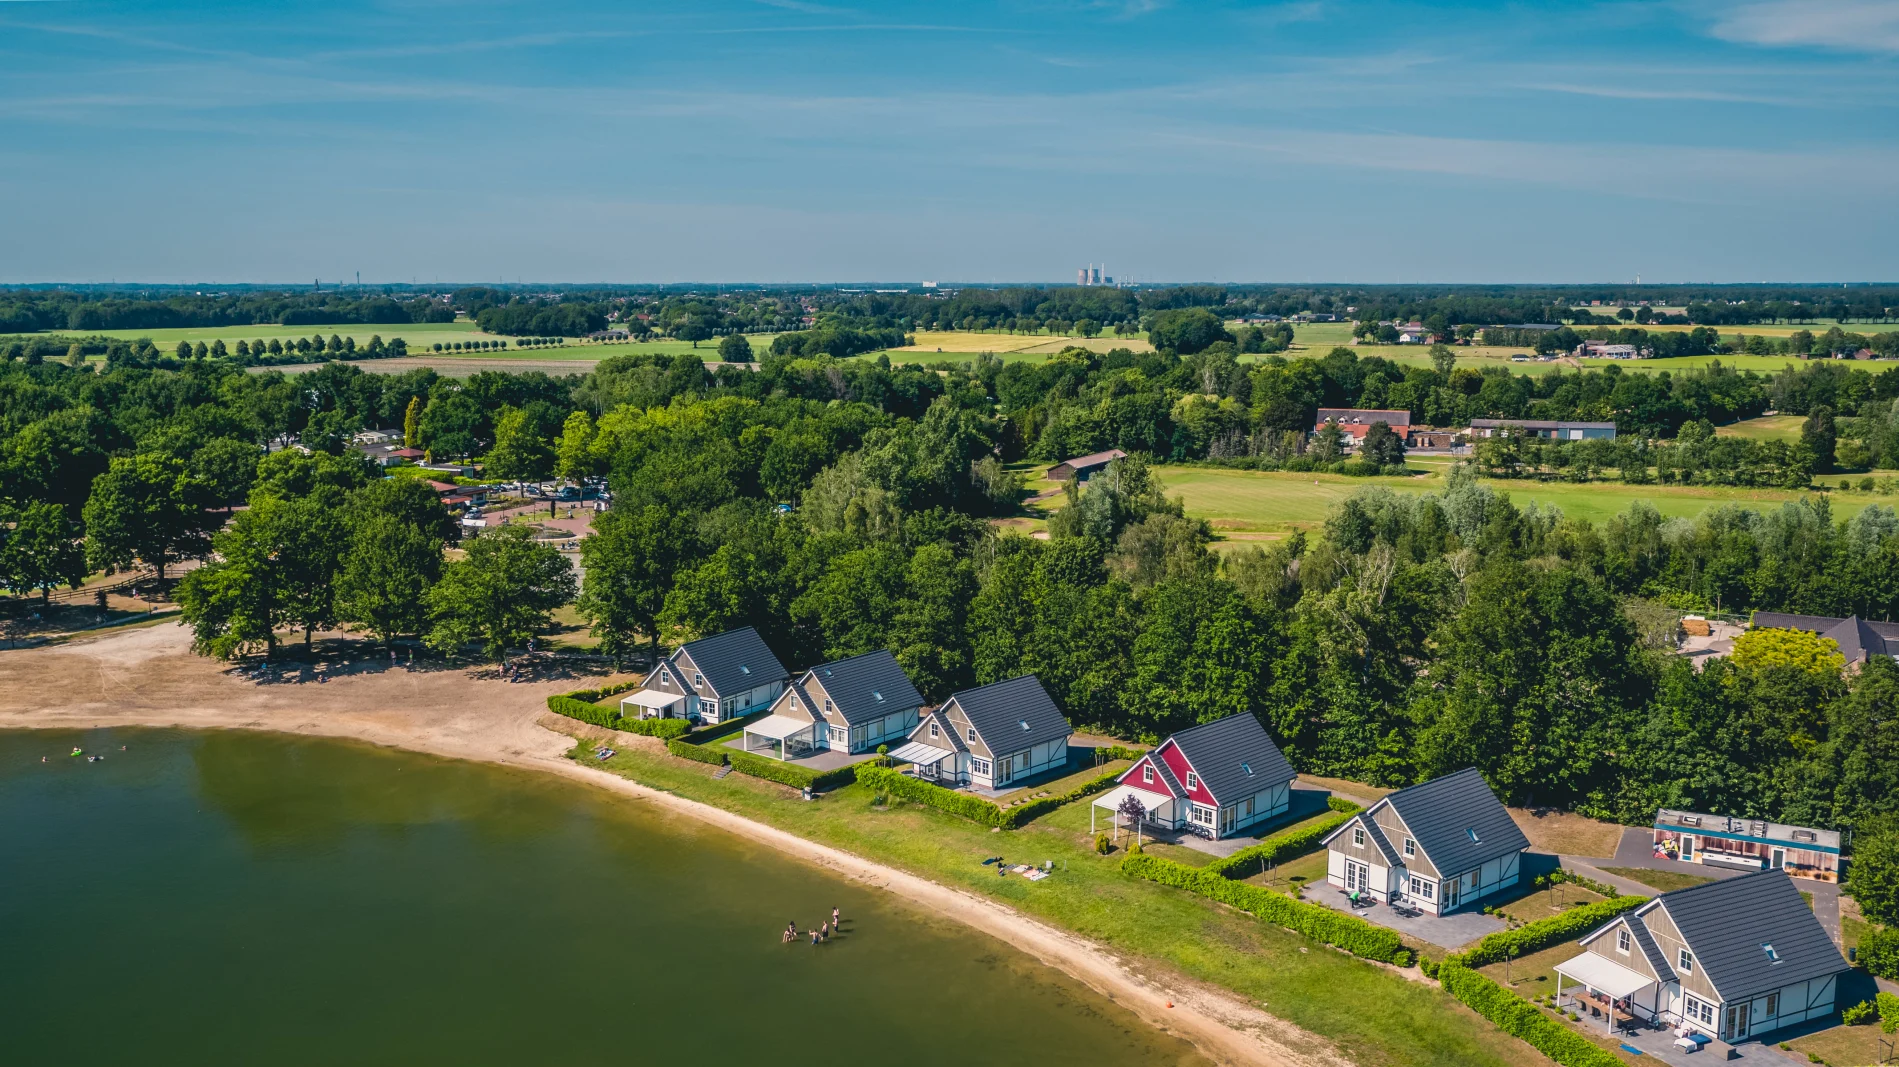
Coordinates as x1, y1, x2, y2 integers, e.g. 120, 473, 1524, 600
832, 906, 840, 926
809, 928, 820, 946
783, 921, 798, 943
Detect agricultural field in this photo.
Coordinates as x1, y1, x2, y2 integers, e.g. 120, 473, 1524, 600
1141, 464, 1899, 543
72, 320, 496, 348
1714, 414, 1805, 441
890, 329, 1153, 356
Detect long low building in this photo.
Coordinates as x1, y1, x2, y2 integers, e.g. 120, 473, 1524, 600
1469, 418, 1617, 441
1751, 611, 1899, 665
1315, 408, 1411, 440
1651, 808, 1842, 882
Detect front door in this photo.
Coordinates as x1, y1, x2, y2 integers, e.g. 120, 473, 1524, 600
1682, 835, 1695, 861
998, 755, 1013, 783
1726, 1004, 1749, 1040
1346, 860, 1368, 892
1771, 848, 1785, 870
1443, 876, 1461, 910
1220, 805, 1235, 835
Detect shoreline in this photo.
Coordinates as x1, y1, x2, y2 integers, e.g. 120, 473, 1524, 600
1, 622, 1334, 1067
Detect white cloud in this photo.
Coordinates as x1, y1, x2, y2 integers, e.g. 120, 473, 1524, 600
1704, 0, 1899, 54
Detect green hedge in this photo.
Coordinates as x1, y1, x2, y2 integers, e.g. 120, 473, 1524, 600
1095, 745, 1144, 761
1325, 795, 1359, 813
1438, 960, 1624, 1067
1120, 853, 1411, 966
728, 749, 858, 791
850, 763, 1122, 830
682, 709, 770, 746
1454, 894, 1647, 969
1206, 807, 1358, 879
545, 692, 691, 739
1861, 925, 1899, 980
666, 738, 728, 766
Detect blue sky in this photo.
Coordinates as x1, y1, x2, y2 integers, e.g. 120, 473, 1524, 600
1, 0, 1895, 283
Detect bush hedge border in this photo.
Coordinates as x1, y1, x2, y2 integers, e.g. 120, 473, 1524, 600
1438, 959, 1624, 1067
1204, 800, 1361, 879
852, 763, 1123, 830
546, 684, 693, 739
1454, 894, 1646, 969
1120, 852, 1411, 965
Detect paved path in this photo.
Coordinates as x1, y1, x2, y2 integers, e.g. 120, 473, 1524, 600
1308, 890, 1504, 950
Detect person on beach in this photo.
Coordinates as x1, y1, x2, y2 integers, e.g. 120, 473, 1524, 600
831, 906, 840, 927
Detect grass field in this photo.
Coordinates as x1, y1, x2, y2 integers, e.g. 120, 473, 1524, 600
574, 735, 1546, 1067
74, 320, 496, 347
1595, 867, 1714, 893
1715, 414, 1805, 441
1147, 464, 1899, 540
890, 330, 1154, 356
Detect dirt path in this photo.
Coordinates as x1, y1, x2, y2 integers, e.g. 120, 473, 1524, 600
0, 622, 1339, 1067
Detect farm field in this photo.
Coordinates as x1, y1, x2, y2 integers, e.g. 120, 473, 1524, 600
1715, 414, 1805, 441
889, 330, 1153, 356
69, 320, 496, 347
1143, 465, 1899, 539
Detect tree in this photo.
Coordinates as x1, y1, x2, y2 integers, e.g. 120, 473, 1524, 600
336, 513, 443, 646
1731, 627, 1844, 675
1802, 405, 1837, 473
190, 438, 261, 508
1074, 318, 1101, 338
1146, 308, 1229, 354
717, 333, 754, 362
418, 392, 485, 459
0, 501, 86, 603
82, 453, 219, 581
1429, 343, 1457, 377
888, 543, 975, 700
484, 407, 555, 481
1848, 816, 1899, 926
554, 409, 599, 483
425, 525, 576, 662
1361, 421, 1406, 468
403, 395, 422, 448
577, 505, 696, 656
677, 320, 713, 348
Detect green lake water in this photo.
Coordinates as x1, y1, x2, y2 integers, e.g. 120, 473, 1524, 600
1, 728, 1207, 1066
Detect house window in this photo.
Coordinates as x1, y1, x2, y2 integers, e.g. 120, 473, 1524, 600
1678, 949, 1693, 974
970, 757, 991, 777
1761, 942, 1778, 962
1240, 797, 1253, 817
929, 722, 939, 739
1408, 876, 1434, 900
705, 699, 720, 717
1352, 827, 1365, 848
1465, 828, 1481, 844
1185, 772, 1199, 791
1403, 838, 1415, 857
1765, 993, 1778, 1017
825, 700, 834, 714
967, 727, 976, 743
692, 673, 703, 688
1142, 764, 1154, 784
1616, 929, 1631, 955
1241, 762, 1253, 776
658, 668, 671, 685
1190, 805, 1215, 827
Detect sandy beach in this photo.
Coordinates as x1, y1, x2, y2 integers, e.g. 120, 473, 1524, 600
0, 621, 1341, 1067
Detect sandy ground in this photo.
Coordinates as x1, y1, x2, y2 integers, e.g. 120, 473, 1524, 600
0, 621, 1337, 1067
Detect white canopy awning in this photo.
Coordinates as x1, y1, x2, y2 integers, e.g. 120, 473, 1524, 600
888, 741, 954, 766
1555, 952, 1656, 999
1091, 784, 1165, 815
620, 689, 684, 710
743, 714, 820, 741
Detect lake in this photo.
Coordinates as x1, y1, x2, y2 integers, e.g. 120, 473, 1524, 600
0, 728, 1207, 1066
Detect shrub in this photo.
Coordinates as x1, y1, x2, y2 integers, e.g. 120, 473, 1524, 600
1325, 795, 1360, 813
1096, 745, 1144, 761
666, 738, 727, 766
1842, 999, 1876, 1026
1094, 832, 1112, 855
681, 710, 768, 746
1205, 808, 1356, 879
850, 763, 1121, 830
1438, 960, 1624, 1067
1880, 990, 1899, 1034
1455, 895, 1647, 968
1861, 925, 1899, 981
728, 749, 857, 791
545, 686, 690, 738
1121, 853, 1411, 965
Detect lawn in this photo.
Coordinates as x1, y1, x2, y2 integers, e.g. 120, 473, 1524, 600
1595, 867, 1714, 893
1715, 414, 1806, 441
1785, 1021, 1890, 1066
988, 757, 1130, 806
1493, 883, 1611, 927
1506, 809, 1623, 858
573, 734, 1548, 1067
1150, 464, 1899, 536
71, 320, 494, 347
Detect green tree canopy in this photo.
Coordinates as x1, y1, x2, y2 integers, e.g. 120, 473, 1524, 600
425, 525, 575, 661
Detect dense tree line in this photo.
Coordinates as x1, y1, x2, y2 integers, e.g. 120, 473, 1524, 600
0, 292, 452, 333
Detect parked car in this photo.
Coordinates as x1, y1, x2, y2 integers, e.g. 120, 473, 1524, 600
555, 486, 580, 501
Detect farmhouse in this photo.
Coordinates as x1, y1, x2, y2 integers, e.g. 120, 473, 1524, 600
890, 675, 1071, 790
1321, 767, 1529, 914
1046, 448, 1127, 482
1578, 341, 1642, 359
1468, 419, 1617, 441
1315, 408, 1412, 441
1650, 808, 1842, 882
619, 626, 788, 725
1555, 870, 1847, 1044
1090, 713, 1295, 839
1750, 611, 1899, 665
744, 649, 924, 760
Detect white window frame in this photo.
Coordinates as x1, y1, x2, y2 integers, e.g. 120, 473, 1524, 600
1352, 827, 1365, 848
1616, 928, 1631, 955
692, 672, 704, 689
1764, 993, 1778, 1018
1142, 764, 1154, 784
970, 757, 992, 777
1403, 837, 1415, 857
1190, 805, 1216, 828
1184, 771, 1199, 791
1678, 949, 1693, 974
1408, 876, 1434, 900
966, 727, 976, 743
929, 721, 939, 739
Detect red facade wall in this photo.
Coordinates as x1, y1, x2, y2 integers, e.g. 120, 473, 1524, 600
1121, 755, 1175, 799
1157, 741, 1218, 806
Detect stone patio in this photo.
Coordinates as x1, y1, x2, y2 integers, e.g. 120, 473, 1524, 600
1308, 888, 1505, 949
720, 736, 882, 772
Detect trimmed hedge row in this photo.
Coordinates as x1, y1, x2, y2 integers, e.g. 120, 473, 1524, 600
1121, 853, 1412, 966
1438, 960, 1624, 1067
1860, 925, 1899, 980
666, 738, 728, 766
728, 749, 858, 791
1205, 806, 1358, 879
1325, 795, 1359, 813
1455, 894, 1647, 969
850, 763, 1122, 830
545, 688, 692, 739
1096, 745, 1145, 761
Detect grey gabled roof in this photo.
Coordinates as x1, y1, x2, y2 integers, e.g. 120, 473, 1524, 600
1163, 714, 1295, 806
673, 626, 788, 698
801, 649, 924, 725
944, 675, 1071, 754
1652, 869, 1845, 1002
1320, 809, 1403, 865
1627, 914, 1677, 983
1379, 768, 1529, 875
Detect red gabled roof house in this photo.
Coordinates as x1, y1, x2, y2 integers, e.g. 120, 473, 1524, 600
1092, 713, 1297, 839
